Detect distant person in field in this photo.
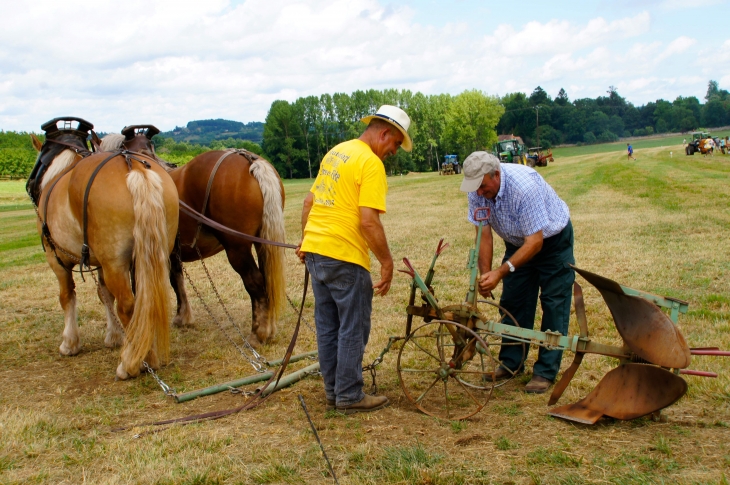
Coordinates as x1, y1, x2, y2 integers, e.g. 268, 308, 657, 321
627, 143, 636, 160
682, 138, 687, 147
297, 105, 412, 415
460, 152, 575, 394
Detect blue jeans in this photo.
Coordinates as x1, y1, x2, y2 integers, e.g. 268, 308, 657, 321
305, 253, 373, 406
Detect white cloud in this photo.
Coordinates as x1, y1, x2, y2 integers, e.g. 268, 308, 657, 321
0, 1, 725, 131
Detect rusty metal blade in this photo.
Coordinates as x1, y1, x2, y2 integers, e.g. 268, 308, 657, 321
548, 283, 589, 406
548, 353, 584, 406
571, 265, 691, 369
548, 364, 687, 424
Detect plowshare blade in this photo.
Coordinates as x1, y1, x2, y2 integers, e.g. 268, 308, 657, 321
548, 364, 687, 425
571, 265, 691, 369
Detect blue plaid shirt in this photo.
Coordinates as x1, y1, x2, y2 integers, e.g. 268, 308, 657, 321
467, 164, 570, 247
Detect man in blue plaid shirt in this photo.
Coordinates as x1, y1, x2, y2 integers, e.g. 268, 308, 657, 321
460, 151, 575, 393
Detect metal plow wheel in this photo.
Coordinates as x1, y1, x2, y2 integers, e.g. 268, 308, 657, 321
397, 320, 495, 420
397, 231, 729, 424
548, 364, 688, 424
444, 302, 526, 391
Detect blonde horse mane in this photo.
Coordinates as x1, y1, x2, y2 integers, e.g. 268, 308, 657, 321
100, 133, 125, 151
249, 158, 286, 329
100, 133, 175, 172
39, 150, 77, 191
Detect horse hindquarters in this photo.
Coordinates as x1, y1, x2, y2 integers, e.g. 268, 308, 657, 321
117, 166, 178, 379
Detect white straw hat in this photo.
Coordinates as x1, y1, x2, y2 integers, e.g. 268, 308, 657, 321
361, 105, 413, 152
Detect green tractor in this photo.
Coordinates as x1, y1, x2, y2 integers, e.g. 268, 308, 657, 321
686, 131, 711, 156
493, 138, 528, 165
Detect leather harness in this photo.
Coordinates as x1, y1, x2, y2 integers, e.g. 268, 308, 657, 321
187, 149, 267, 249
39, 149, 153, 275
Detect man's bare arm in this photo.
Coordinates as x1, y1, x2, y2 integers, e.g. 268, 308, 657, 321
360, 206, 393, 296
476, 225, 494, 275
296, 192, 314, 263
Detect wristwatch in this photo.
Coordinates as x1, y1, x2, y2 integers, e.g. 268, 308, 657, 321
506, 260, 515, 273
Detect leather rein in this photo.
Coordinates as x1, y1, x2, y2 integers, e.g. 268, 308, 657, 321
179, 201, 297, 249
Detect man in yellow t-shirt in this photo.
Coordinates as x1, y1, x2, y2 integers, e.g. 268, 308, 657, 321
297, 105, 412, 415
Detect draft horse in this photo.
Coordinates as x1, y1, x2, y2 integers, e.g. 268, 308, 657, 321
29, 119, 179, 380
170, 150, 287, 348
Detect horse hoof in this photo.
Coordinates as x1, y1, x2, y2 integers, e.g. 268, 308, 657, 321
59, 341, 81, 356
104, 332, 124, 348
172, 314, 194, 328
246, 333, 262, 350
116, 361, 140, 380
116, 362, 129, 380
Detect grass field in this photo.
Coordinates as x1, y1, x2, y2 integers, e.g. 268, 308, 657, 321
552, 129, 730, 158
0, 143, 729, 484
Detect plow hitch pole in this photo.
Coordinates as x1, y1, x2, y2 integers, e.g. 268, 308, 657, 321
466, 207, 490, 306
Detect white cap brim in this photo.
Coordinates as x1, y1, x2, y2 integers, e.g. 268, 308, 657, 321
460, 175, 482, 193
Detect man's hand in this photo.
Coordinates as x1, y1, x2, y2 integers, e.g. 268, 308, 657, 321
295, 239, 306, 264
373, 260, 393, 296
478, 269, 505, 296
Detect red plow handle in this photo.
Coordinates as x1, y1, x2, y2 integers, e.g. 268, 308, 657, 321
680, 369, 718, 378
473, 207, 490, 222
690, 350, 730, 356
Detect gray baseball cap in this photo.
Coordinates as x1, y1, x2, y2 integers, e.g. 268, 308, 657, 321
460, 151, 500, 192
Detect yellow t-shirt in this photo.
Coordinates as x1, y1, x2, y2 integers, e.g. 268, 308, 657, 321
301, 139, 388, 270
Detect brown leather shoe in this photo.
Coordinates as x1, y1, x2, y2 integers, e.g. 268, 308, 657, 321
326, 399, 335, 411
336, 395, 389, 415
524, 375, 553, 394
486, 366, 521, 382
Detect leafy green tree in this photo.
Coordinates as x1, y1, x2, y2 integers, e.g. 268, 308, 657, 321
702, 99, 727, 127
262, 100, 307, 178
443, 90, 504, 159
705, 80, 720, 101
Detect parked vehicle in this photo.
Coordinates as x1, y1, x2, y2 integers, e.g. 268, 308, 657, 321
441, 154, 460, 175
526, 147, 554, 167
686, 132, 712, 155
493, 138, 528, 165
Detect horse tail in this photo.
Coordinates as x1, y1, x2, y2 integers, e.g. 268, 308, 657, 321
250, 159, 286, 329
122, 166, 171, 370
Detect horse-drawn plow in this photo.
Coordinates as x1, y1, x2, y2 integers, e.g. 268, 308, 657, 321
388, 207, 729, 422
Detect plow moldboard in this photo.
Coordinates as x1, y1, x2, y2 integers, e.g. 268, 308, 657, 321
572, 266, 691, 369
548, 364, 688, 425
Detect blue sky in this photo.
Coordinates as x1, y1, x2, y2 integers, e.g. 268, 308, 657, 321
1, 0, 728, 132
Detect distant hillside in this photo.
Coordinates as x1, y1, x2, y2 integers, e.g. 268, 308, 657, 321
160, 119, 264, 145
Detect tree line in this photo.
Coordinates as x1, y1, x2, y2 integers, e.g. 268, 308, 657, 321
2, 81, 728, 180
260, 80, 730, 178
498, 81, 730, 148
261, 89, 503, 178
